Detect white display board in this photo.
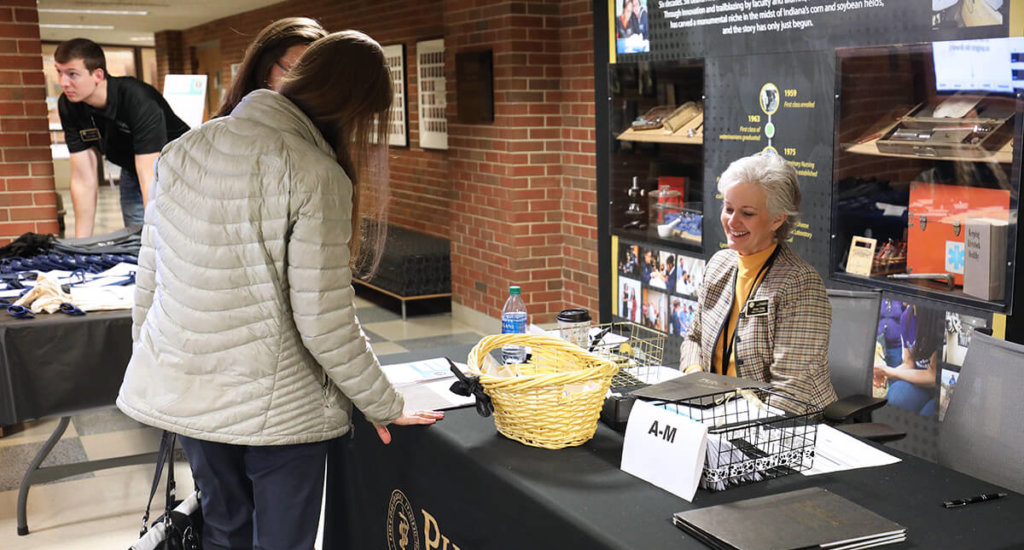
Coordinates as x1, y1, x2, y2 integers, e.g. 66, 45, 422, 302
162, 74, 208, 129
417, 38, 447, 150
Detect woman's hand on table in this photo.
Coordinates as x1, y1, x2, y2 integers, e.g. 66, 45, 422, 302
374, 410, 445, 444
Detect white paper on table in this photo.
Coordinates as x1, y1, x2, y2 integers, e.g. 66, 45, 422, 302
802, 424, 901, 476
381, 357, 458, 385
381, 357, 475, 412
628, 365, 684, 384
393, 377, 475, 412
68, 285, 135, 311
621, 400, 707, 502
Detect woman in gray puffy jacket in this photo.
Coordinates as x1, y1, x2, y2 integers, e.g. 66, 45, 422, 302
117, 31, 441, 550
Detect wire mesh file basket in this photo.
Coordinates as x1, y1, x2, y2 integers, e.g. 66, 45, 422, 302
660, 388, 820, 491
466, 334, 618, 449
586, 321, 666, 391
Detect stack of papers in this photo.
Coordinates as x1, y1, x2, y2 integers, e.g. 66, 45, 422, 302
672, 487, 907, 550
803, 424, 901, 476
380, 357, 475, 412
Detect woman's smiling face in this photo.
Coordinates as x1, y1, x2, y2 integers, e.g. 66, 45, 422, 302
720, 181, 785, 256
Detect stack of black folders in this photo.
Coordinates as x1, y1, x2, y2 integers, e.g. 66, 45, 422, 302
672, 487, 906, 550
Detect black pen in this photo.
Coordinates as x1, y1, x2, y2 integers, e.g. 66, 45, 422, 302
942, 492, 1007, 508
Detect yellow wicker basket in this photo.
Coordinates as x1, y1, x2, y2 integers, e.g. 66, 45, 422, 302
467, 334, 619, 449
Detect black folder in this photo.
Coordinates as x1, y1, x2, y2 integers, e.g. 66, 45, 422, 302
672, 487, 906, 550
629, 371, 769, 402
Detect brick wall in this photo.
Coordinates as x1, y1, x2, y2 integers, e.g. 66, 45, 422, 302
179, 1, 451, 240
167, 0, 598, 322
154, 30, 186, 91
444, 0, 598, 321
0, 0, 59, 244
556, 0, 598, 316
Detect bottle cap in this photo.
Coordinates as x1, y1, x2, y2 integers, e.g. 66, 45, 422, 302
556, 308, 591, 323
509, 285, 521, 295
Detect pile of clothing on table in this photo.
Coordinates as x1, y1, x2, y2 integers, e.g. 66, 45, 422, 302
0, 227, 140, 317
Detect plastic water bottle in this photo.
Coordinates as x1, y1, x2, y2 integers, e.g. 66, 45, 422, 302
501, 285, 528, 364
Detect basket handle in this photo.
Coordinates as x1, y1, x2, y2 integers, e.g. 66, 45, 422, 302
446, 357, 494, 417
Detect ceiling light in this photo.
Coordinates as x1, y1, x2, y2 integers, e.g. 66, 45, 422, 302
39, 24, 117, 30
129, 36, 153, 42
38, 8, 148, 16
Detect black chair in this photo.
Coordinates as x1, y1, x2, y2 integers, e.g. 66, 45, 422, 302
938, 332, 1024, 494
822, 289, 906, 442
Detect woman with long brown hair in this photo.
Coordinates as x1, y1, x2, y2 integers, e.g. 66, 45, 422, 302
215, 16, 327, 117
117, 31, 440, 549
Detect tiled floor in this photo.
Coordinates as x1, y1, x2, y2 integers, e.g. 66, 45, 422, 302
5, 186, 485, 549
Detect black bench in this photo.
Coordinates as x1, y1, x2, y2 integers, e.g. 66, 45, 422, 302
353, 224, 451, 320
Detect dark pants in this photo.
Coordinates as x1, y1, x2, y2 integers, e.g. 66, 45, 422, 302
118, 168, 145, 228
178, 436, 330, 550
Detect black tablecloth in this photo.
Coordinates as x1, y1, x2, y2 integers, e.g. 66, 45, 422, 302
324, 407, 1024, 550
0, 310, 132, 425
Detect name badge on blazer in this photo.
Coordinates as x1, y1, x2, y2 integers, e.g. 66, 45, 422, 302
745, 299, 769, 317
79, 128, 101, 142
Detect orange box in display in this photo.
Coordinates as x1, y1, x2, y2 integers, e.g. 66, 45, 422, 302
907, 182, 1009, 286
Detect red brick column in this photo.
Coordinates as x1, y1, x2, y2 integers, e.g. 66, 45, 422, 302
0, 0, 58, 244
445, 0, 597, 323
154, 30, 186, 92
556, 0, 598, 316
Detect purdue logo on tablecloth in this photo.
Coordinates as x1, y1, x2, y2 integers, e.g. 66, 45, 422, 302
386, 488, 462, 550
387, 489, 420, 550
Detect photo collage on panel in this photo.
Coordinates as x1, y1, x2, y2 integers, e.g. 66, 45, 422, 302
617, 239, 704, 339
874, 297, 989, 420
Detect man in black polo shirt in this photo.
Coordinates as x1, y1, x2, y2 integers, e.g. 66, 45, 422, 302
55, 38, 189, 237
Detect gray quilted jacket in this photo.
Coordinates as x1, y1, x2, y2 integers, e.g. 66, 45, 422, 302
117, 89, 403, 445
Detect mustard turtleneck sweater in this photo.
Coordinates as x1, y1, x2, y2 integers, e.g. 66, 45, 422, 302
712, 243, 777, 377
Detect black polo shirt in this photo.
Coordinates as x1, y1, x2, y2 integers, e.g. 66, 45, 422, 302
58, 75, 190, 173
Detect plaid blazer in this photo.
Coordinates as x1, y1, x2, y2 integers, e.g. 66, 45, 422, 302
679, 244, 838, 410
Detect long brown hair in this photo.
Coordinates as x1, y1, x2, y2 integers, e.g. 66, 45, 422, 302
215, 17, 327, 117
279, 31, 392, 276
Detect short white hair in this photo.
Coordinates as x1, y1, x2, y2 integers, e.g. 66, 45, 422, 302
717, 151, 800, 240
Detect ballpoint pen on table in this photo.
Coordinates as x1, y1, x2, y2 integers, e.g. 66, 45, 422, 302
942, 492, 1007, 508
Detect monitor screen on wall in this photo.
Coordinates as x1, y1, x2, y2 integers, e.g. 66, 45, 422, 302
933, 37, 1024, 94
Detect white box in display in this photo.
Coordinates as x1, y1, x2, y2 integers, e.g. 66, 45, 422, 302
963, 217, 1009, 301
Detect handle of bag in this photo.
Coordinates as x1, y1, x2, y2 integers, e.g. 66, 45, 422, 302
139, 431, 176, 537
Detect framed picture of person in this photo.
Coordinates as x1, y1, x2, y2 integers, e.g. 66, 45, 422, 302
641, 288, 667, 332
619, 277, 642, 323
874, 299, 944, 417
676, 255, 705, 298
668, 295, 698, 337
618, 242, 640, 278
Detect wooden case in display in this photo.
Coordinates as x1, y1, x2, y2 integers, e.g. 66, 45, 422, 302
876, 96, 1014, 159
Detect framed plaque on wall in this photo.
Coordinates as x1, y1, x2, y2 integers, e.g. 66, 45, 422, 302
417, 38, 447, 150
382, 44, 408, 147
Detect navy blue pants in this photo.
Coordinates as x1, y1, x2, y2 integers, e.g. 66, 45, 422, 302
178, 436, 330, 550
117, 168, 145, 228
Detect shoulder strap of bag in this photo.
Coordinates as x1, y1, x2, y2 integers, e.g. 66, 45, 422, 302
139, 430, 175, 537
164, 433, 177, 517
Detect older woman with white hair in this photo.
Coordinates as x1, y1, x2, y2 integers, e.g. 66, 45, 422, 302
679, 151, 837, 410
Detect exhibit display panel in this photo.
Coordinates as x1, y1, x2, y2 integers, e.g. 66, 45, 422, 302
832, 37, 1023, 312
608, 60, 705, 251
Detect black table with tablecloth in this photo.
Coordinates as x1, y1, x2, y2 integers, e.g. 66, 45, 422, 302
0, 309, 150, 536
0, 309, 133, 425
324, 407, 1024, 550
